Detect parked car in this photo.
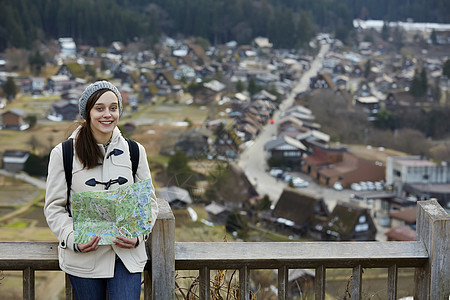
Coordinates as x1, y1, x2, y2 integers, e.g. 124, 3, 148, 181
351, 183, 362, 191
292, 177, 309, 188
269, 168, 283, 177
283, 174, 293, 183
333, 182, 343, 191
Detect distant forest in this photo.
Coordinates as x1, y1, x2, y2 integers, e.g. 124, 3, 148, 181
1, 0, 449, 51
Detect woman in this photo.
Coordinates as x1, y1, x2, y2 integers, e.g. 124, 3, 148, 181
44, 80, 158, 300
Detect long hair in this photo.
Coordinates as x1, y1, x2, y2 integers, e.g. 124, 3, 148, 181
75, 89, 110, 169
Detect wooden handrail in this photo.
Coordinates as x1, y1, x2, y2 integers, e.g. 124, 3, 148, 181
0, 200, 448, 300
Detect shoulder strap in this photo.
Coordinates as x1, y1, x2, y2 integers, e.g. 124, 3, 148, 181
125, 138, 139, 180
62, 138, 74, 217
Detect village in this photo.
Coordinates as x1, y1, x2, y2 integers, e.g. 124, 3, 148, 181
0, 20, 450, 298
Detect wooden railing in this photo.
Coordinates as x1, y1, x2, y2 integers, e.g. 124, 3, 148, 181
0, 199, 448, 299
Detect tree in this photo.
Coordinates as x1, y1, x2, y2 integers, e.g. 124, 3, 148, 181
24, 153, 48, 177
410, 68, 427, 99
381, 21, 390, 41
364, 59, 371, 78
247, 77, 259, 96
443, 59, 450, 78
235, 80, 245, 93
374, 109, 396, 130
225, 210, 249, 240
258, 195, 272, 211
29, 50, 45, 75
166, 150, 196, 189
2, 77, 17, 101
430, 29, 437, 45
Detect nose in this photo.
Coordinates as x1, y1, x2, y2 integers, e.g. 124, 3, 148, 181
103, 108, 112, 117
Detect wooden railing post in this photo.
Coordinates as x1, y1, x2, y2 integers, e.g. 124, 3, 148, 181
145, 197, 175, 299
415, 199, 450, 300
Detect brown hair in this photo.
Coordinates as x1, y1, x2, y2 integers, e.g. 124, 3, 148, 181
75, 89, 110, 169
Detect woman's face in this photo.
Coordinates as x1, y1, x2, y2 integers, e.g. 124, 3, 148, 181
89, 91, 119, 144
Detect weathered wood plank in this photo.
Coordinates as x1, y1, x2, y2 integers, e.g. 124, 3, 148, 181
415, 199, 450, 300
387, 264, 398, 300
277, 265, 288, 300
315, 265, 326, 300
148, 197, 175, 300
0, 242, 59, 270
23, 267, 34, 300
175, 241, 428, 269
199, 266, 210, 300
239, 266, 250, 300
65, 274, 73, 300
352, 265, 362, 300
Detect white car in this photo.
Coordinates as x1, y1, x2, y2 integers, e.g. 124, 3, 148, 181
292, 177, 309, 188
269, 168, 283, 177
333, 182, 343, 191
351, 183, 362, 191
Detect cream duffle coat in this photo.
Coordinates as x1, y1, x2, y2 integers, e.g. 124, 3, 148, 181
44, 127, 159, 278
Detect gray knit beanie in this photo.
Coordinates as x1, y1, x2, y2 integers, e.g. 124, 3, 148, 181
78, 80, 123, 119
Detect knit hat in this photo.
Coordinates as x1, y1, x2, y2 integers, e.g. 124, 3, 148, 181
78, 80, 122, 119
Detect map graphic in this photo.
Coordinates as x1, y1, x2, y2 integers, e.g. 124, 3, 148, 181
72, 179, 153, 245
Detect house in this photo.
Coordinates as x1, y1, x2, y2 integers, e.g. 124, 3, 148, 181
252, 37, 273, 49
1, 150, 30, 172
296, 130, 330, 148
214, 128, 241, 159
385, 90, 416, 110
155, 70, 182, 96
389, 207, 417, 228
157, 186, 192, 209
1, 109, 29, 130
277, 116, 308, 135
385, 225, 416, 241
302, 144, 346, 177
316, 151, 386, 188
202, 80, 226, 103
215, 163, 258, 211
174, 128, 212, 157
186, 42, 208, 66
30, 77, 46, 94
261, 188, 329, 236
309, 72, 335, 90
264, 136, 307, 168
386, 155, 450, 209
58, 37, 76, 58
354, 95, 380, 120
48, 99, 79, 121
318, 201, 377, 241
205, 202, 230, 225
55, 63, 86, 80
252, 90, 277, 102
47, 75, 78, 92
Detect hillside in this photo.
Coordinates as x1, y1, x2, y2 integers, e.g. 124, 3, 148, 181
1, 0, 449, 51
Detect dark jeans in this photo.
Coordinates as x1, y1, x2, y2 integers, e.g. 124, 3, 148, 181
68, 258, 141, 300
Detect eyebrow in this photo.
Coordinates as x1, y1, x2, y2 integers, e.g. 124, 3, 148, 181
94, 102, 118, 106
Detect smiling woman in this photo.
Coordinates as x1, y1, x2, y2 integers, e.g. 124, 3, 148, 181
44, 80, 159, 300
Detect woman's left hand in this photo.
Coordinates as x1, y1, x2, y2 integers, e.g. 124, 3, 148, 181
114, 236, 138, 249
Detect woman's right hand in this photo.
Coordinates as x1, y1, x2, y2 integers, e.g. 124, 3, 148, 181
77, 236, 101, 253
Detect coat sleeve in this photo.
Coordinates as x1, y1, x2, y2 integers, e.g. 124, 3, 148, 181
44, 145, 74, 247
135, 142, 159, 239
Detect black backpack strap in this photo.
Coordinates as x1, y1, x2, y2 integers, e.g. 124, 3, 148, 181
62, 138, 74, 217
125, 138, 139, 180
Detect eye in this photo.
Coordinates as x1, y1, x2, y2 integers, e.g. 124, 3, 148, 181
96, 107, 103, 111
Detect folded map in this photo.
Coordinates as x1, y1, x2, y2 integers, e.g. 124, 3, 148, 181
72, 179, 153, 245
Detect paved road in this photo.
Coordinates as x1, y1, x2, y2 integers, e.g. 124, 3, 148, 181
237, 43, 350, 210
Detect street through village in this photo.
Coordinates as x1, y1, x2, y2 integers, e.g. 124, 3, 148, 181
237, 43, 355, 211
